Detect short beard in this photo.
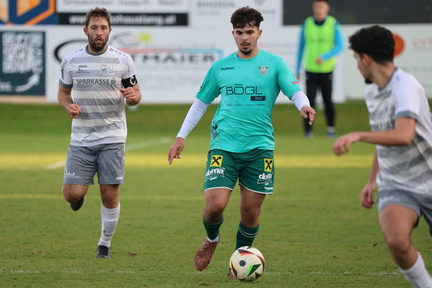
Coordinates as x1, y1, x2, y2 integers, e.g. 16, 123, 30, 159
88, 41, 106, 53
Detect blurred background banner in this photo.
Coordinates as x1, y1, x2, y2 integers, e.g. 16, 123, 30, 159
0, 30, 46, 96
0, 0, 56, 25
0, 0, 431, 102
56, 0, 189, 26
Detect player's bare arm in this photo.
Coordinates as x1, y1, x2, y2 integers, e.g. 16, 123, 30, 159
58, 85, 81, 118
333, 117, 416, 155
360, 150, 379, 209
121, 84, 141, 106
168, 137, 185, 164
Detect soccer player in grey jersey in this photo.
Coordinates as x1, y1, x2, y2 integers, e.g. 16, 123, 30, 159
57, 7, 141, 258
333, 25, 432, 288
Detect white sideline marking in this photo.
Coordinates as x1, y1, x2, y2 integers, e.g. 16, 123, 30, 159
125, 137, 171, 151
45, 162, 66, 170
44, 137, 172, 170
3, 270, 400, 276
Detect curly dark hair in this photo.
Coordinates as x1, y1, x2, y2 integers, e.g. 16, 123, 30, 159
85, 7, 111, 28
230, 6, 264, 29
349, 25, 394, 64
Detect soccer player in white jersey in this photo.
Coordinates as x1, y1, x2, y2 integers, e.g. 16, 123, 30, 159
333, 25, 432, 288
167, 7, 316, 277
57, 7, 141, 258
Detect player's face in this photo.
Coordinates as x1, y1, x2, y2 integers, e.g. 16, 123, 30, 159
353, 52, 373, 84
312, 1, 330, 21
84, 17, 112, 53
232, 25, 262, 59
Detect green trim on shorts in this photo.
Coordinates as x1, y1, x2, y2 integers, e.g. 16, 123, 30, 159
203, 149, 274, 194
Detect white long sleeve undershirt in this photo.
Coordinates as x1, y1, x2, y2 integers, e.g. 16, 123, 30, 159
176, 92, 309, 139
176, 98, 210, 139
291, 91, 311, 111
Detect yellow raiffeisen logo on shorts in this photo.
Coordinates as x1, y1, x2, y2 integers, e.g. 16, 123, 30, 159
264, 158, 273, 171
210, 155, 223, 167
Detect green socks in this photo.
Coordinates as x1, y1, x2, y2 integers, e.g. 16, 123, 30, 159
203, 218, 260, 248
203, 217, 224, 241
236, 222, 259, 249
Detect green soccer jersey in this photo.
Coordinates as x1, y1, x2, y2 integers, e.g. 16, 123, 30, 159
196, 49, 302, 153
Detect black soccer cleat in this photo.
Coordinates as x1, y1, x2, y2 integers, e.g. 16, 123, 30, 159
70, 197, 84, 211
96, 245, 111, 258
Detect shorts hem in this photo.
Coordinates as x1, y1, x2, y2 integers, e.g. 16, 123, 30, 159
239, 183, 274, 195
204, 186, 233, 192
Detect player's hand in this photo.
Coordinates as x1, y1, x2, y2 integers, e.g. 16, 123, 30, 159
67, 103, 81, 118
120, 87, 138, 105
332, 132, 361, 155
360, 182, 376, 209
300, 106, 316, 125
168, 137, 185, 164
316, 57, 324, 64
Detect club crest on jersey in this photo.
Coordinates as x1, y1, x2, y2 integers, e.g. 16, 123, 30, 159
210, 155, 223, 167
258, 66, 268, 76
264, 158, 273, 171
100, 64, 114, 74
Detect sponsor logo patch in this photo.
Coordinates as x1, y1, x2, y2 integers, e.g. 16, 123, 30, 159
210, 155, 223, 167
264, 158, 273, 171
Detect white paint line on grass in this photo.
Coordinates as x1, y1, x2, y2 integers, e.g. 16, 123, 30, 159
44, 137, 172, 170
3, 270, 400, 276
125, 137, 171, 151
45, 161, 66, 170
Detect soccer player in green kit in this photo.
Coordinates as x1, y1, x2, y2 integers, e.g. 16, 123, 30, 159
168, 6, 316, 276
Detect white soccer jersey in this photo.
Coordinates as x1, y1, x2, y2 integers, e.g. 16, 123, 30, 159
59, 45, 136, 146
365, 68, 432, 195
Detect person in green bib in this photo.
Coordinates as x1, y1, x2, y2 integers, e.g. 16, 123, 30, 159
296, 0, 344, 138
168, 6, 316, 277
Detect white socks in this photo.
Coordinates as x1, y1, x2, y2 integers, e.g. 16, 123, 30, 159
98, 203, 120, 248
399, 252, 432, 288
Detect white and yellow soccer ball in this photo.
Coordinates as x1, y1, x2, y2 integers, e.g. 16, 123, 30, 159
229, 246, 265, 281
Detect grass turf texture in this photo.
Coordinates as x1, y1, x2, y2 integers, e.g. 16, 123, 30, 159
0, 101, 430, 287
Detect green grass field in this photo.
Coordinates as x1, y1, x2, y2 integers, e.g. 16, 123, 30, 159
0, 101, 430, 287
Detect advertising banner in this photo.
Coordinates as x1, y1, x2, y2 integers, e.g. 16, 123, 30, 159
0, 30, 46, 96
0, 0, 56, 25
47, 26, 242, 103
56, 0, 189, 26
190, 0, 281, 28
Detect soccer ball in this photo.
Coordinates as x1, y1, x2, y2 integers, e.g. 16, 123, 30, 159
229, 246, 265, 281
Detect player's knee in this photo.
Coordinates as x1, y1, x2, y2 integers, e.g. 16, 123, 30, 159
385, 234, 410, 254
204, 202, 226, 218
62, 185, 85, 203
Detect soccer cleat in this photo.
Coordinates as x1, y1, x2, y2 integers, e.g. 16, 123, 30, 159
327, 127, 336, 138
96, 245, 111, 258
194, 235, 219, 271
304, 131, 313, 139
70, 197, 84, 211
228, 268, 236, 279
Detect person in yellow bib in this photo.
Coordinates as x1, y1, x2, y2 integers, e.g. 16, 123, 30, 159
296, 0, 344, 138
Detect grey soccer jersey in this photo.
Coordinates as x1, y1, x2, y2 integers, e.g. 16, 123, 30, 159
59, 45, 136, 146
365, 68, 432, 195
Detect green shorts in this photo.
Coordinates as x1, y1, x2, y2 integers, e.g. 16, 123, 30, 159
203, 149, 274, 194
